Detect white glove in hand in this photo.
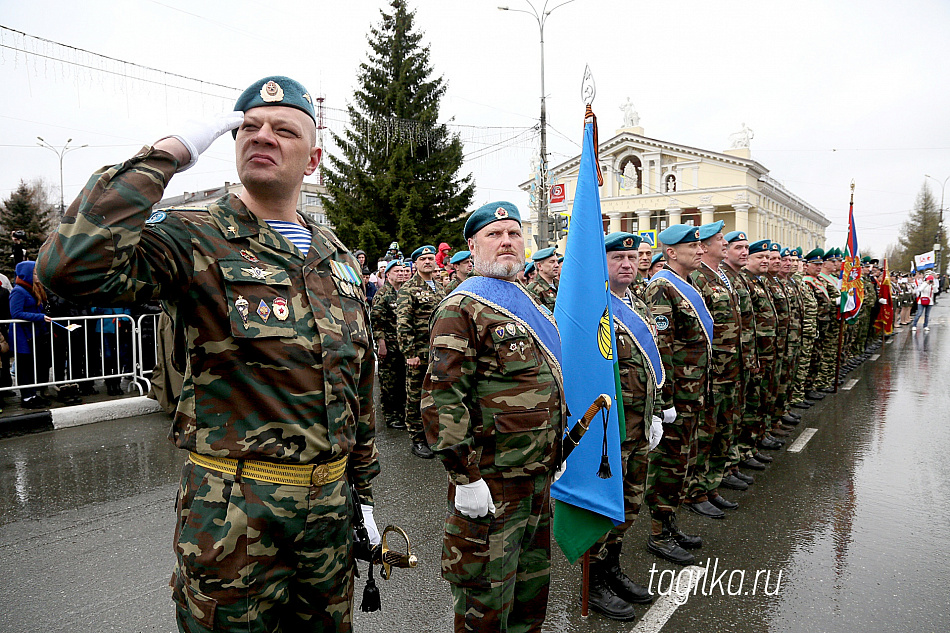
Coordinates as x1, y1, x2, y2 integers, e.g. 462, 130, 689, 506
167, 111, 245, 172
662, 407, 678, 425
455, 479, 496, 518
879, 298, 887, 304
554, 463, 566, 482
649, 416, 664, 451
360, 504, 381, 546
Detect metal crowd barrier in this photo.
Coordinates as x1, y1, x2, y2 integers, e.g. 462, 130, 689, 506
0, 313, 161, 399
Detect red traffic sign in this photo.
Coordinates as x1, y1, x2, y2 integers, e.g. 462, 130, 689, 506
550, 183, 566, 204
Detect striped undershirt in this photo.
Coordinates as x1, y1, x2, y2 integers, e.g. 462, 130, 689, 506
265, 220, 312, 256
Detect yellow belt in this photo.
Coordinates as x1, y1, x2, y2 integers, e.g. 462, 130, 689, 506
189, 452, 348, 487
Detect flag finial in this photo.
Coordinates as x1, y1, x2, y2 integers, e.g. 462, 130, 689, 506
581, 64, 596, 105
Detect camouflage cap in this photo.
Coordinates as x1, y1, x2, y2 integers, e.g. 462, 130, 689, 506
232, 76, 316, 138
604, 231, 641, 251
463, 201, 522, 239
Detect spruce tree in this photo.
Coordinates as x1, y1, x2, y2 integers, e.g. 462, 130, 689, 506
323, 0, 474, 260
894, 183, 947, 274
0, 180, 56, 278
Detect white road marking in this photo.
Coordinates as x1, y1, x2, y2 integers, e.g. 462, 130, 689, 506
631, 565, 707, 633
869, 354, 880, 361
886, 338, 894, 344
787, 428, 818, 453
842, 378, 859, 390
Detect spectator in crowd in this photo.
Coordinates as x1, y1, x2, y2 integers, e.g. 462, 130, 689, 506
45, 289, 87, 404
92, 306, 133, 395
0, 278, 10, 410
911, 274, 935, 332
9, 261, 52, 408
11, 230, 28, 266
435, 242, 452, 268
363, 266, 378, 303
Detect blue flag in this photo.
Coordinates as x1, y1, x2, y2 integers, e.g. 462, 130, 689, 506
551, 110, 625, 564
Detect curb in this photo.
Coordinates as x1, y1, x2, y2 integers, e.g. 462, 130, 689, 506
0, 396, 164, 439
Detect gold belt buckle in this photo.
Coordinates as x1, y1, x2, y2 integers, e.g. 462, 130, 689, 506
311, 462, 331, 486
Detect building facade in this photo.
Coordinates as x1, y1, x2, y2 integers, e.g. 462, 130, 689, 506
520, 122, 830, 251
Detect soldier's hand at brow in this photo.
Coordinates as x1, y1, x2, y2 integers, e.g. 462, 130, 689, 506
159, 111, 245, 172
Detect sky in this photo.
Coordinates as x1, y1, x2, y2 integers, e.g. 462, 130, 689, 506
2, 0, 950, 257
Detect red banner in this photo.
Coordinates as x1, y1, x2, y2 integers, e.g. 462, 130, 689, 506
874, 259, 894, 336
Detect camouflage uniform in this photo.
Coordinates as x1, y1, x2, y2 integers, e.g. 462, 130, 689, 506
421, 287, 565, 633
721, 264, 757, 468
764, 274, 790, 424
816, 274, 841, 389
35, 147, 379, 632
687, 263, 741, 502
396, 273, 444, 440
738, 270, 776, 459
791, 273, 819, 403
852, 274, 878, 354
778, 276, 803, 418
805, 273, 834, 392
644, 268, 711, 520
525, 276, 557, 313
371, 282, 406, 427
629, 273, 649, 302
591, 291, 662, 560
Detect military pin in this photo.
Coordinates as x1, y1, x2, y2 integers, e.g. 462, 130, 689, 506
240, 249, 260, 263
505, 323, 517, 336
257, 299, 271, 322
510, 343, 518, 351
494, 326, 505, 338
235, 295, 250, 329
273, 297, 289, 321
517, 324, 526, 334
243, 267, 271, 280
228, 225, 237, 235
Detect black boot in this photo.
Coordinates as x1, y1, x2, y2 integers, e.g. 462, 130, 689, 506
668, 514, 702, 549
603, 542, 653, 604
646, 520, 695, 566
410, 436, 434, 459
586, 560, 638, 621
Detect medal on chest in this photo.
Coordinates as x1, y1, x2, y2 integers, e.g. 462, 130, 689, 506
273, 297, 290, 321
234, 295, 250, 329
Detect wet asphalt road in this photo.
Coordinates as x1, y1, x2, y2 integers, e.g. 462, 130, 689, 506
1, 304, 948, 633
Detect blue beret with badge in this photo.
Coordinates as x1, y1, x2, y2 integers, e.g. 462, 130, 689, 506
769, 242, 782, 253
384, 259, 404, 275
604, 231, 642, 252
650, 253, 664, 266
658, 223, 701, 246
804, 247, 824, 262
524, 261, 536, 274
698, 220, 725, 241
411, 245, 437, 262
724, 230, 748, 243
449, 250, 471, 265
532, 246, 557, 262
232, 76, 316, 138
794, 246, 803, 258
463, 201, 522, 239
781, 248, 793, 257
748, 239, 771, 254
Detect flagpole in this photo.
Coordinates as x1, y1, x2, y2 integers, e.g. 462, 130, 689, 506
581, 551, 590, 617
835, 182, 855, 393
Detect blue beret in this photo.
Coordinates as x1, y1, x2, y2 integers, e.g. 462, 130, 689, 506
769, 242, 782, 252
558, 256, 564, 263
449, 250, 472, 265
604, 232, 642, 251
781, 248, 793, 257
724, 230, 748, 243
464, 201, 522, 239
411, 245, 437, 261
698, 220, 725, 241
658, 224, 701, 246
650, 253, 664, 266
233, 76, 316, 138
524, 261, 536, 274
532, 247, 557, 262
384, 259, 405, 275
748, 240, 771, 254
804, 248, 824, 262
794, 247, 803, 257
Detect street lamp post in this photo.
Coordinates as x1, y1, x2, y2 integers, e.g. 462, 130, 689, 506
37, 137, 88, 215
499, 0, 577, 249
924, 174, 948, 274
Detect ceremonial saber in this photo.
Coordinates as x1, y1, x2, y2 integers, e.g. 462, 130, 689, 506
561, 393, 612, 462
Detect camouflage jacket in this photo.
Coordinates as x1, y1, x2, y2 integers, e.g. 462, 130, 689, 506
421, 291, 565, 485
742, 269, 778, 364
613, 291, 663, 434
796, 274, 819, 338
34, 147, 379, 502
691, 262, 741, 384
645, 267, 711, 414
819, 273, 842, 324
629, 273, 649, 302
804, 274, 833, 324
765, 273, 790, 354
526, 276, 557, 313
722, 263, 758, 373
863, 275, 879, 314
371, 282, 400, 345
396, 272, 444, 361
781, 276, 803, 341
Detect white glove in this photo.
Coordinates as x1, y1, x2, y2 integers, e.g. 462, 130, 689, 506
879, 298, 887, 304
554, 463, 566, 482
649, 416, 664, 451
455, 479, 496, 518
662, 407, 678, 425
166, 111, 245, 172
360, 504, 381, 546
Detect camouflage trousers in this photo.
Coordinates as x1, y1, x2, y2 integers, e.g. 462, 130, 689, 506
851, 312, 871, 356
737, 367, 771, 460
645, 412, 699, 518
688, 381, 739, 501
767, 344, 786, 420
172, 461, 354, 633
792, 334, 817, 402
726, 372, 748, 469
775, 335, 800, 417
379, 345, 406, 425
815, 322, 839, 389
406, 361, 428, 438
591, 421, 649, 560
443, 475, 551, 633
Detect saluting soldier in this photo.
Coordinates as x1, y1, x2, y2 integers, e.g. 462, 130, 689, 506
37, 76, 380, 632
684, 221, 742, 520
444, 250, 473, 293
422, 202, 566, 633
397, 244, 445, 458
372, 259, 409, 429
525, 246, 559, 311
586, 232, 663, 621
644, 224, 712, 566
